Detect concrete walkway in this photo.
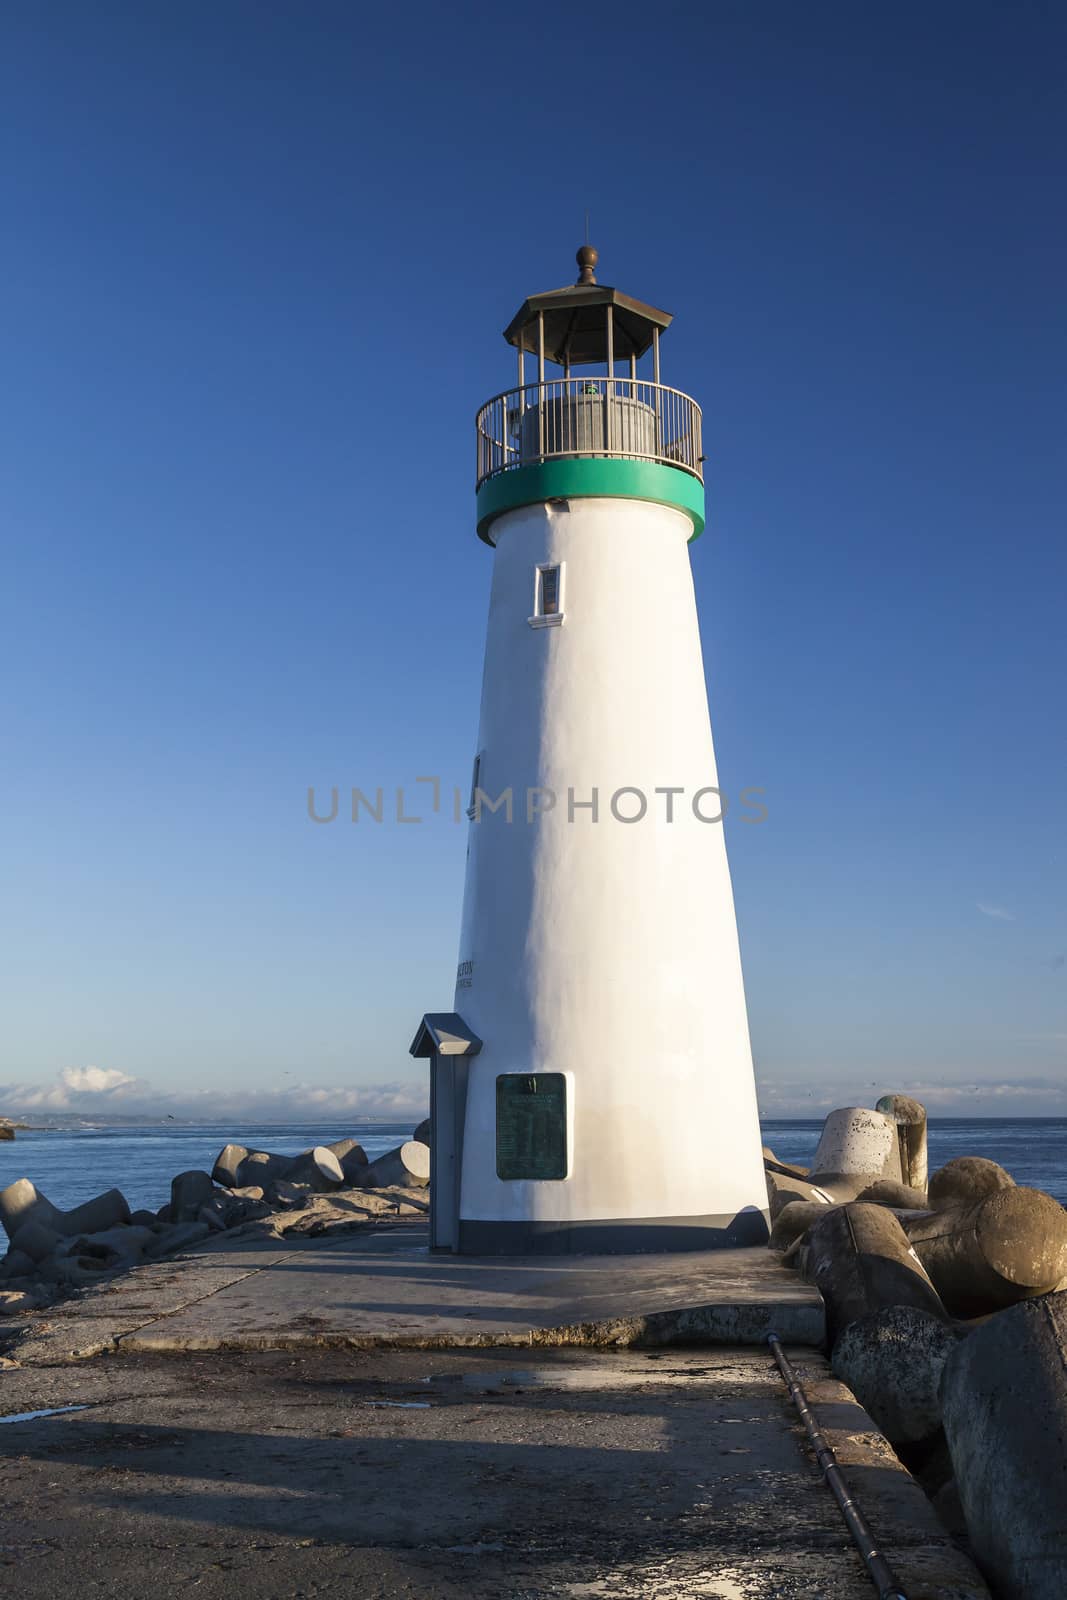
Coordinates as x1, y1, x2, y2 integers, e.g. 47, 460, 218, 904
7, 1219, 825, 1364
0, 1344, 989, 1598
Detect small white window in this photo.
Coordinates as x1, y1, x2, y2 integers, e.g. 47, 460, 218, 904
467, 751, 483, 820
529, 563, 565, 628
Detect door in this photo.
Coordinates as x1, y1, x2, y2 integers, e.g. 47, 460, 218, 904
430, 1054, 467, 1251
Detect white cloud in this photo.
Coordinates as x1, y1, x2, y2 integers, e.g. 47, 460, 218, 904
0, 1067, 427, 1123
60, 1066, 138, 1095
977, 902, 1015, 921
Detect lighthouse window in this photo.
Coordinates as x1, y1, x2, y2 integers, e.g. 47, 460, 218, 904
529, 564, 564, 628
496, 1073, 568, 1180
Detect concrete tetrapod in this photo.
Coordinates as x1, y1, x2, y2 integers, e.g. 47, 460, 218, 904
940, 1290, 1067, 1600
928, 1156, 1014, 1211
0, 1179, 131, 1242
905, 1185, 1067, 1317
286, 1146, 345, 1191
809, 1107, 902, 1187
832, 1304, 959, 1450
804, 1202, 948, 1344
363, 1141, 430, 1189
171, 1171, 216, 1223
875, 1093, 928, 1192
212, 1144, 249, 1188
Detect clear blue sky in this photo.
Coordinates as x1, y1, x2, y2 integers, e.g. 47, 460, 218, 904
2, 1, 1064, 1119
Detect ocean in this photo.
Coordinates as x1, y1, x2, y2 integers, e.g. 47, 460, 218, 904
2, 1117, 1066, 1215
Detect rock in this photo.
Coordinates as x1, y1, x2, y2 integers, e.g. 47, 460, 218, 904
227, 1185, 265, 1202
58, 1225, 155, 1264
0, 1248, 36, 1281
8, 1220, 63, 1263
170, 1170, 216, 1223
197, 1201, 228, 1233
769, 1200, 835, 1253
221, 1194, 271, 1227
286, 1146, 345, 1191
831, 1305, 959, 1448
928, 1156, 1014, 1211
941, 1290, 1067, 1599
212, 1143, 249, 1188
804, 1202, 948, 1343
931, 1478, 968, 1540
0, 1287, 44, 1312
0, 1125, 14, 1142
856, 1179, 930, 1209
413, 1118, 432, 1147
145, 1221, 211, 1258
875, 1093, 928, 1192
0, 1179, 130, 1241
809, 1107, 902, 1186
362, 1141, 431, 1189
129, 1209, 160, 1228
156, 1203, 172, 1223
904, 1185, 1067, 1317
266, 1178, 306, 1210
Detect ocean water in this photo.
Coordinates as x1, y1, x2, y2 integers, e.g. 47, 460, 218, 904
763, 1117, 1067, 1205
0, 1122, 417, 1215
1, 1117, 1065, 1215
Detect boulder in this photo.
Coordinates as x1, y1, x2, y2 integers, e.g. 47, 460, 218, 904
875, 1093, 928, 1192
129, 1209, 161, 1229
804, 1202, 948, 1343
212, 1143, 249, 1188
928, 1156, 1014, 1211
8, 1220, 63, 1263
809, 1106, 902, 1186
171, 1170, 216, 1223
286, 1146, 345, 1191
941, 1290, 1067, 1599
221, 1193, 271, 1227
197, 1201, 228, 1233
266, 1178, 307, 1210
831, 1304, 959, 1448
362, 1141, 430, 1189
145, 1221, 211, 1258
413, 1118, 432, 1147
58, 1225, 155, 1264
0, 1248, 35, 1281
904, 1185, 1067, 1317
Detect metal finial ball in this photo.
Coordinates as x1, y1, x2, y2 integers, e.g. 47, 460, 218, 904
576, 244, 598, 284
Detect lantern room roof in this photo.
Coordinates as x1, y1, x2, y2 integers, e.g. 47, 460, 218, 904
503, 246, 672, 366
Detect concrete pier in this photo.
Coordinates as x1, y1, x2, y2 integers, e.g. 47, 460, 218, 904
0, 1220, 990, 1598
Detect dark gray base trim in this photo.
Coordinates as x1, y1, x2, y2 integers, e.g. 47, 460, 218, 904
456, 1208, 770, 1256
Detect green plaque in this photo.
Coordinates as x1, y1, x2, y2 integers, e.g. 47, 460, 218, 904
496, 1074, 567, 1181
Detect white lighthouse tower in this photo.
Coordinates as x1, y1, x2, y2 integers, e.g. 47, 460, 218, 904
412, 246, 768, 1253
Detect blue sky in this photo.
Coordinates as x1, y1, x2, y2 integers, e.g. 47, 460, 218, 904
1, 1, 1064, 1119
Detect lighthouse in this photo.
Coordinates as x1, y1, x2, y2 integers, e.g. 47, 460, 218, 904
411, 246, 769, 1253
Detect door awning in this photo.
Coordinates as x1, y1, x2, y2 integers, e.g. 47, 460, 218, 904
409, 1013, 483, 1058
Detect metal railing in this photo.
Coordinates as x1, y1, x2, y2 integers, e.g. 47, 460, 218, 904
475, 377, 703, 489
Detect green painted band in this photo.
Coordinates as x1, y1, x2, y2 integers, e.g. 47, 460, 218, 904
476, 458, 706, 543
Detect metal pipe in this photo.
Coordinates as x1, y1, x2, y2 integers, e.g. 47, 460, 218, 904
652, 325, 660, 386
767, 1335, 908, 1600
